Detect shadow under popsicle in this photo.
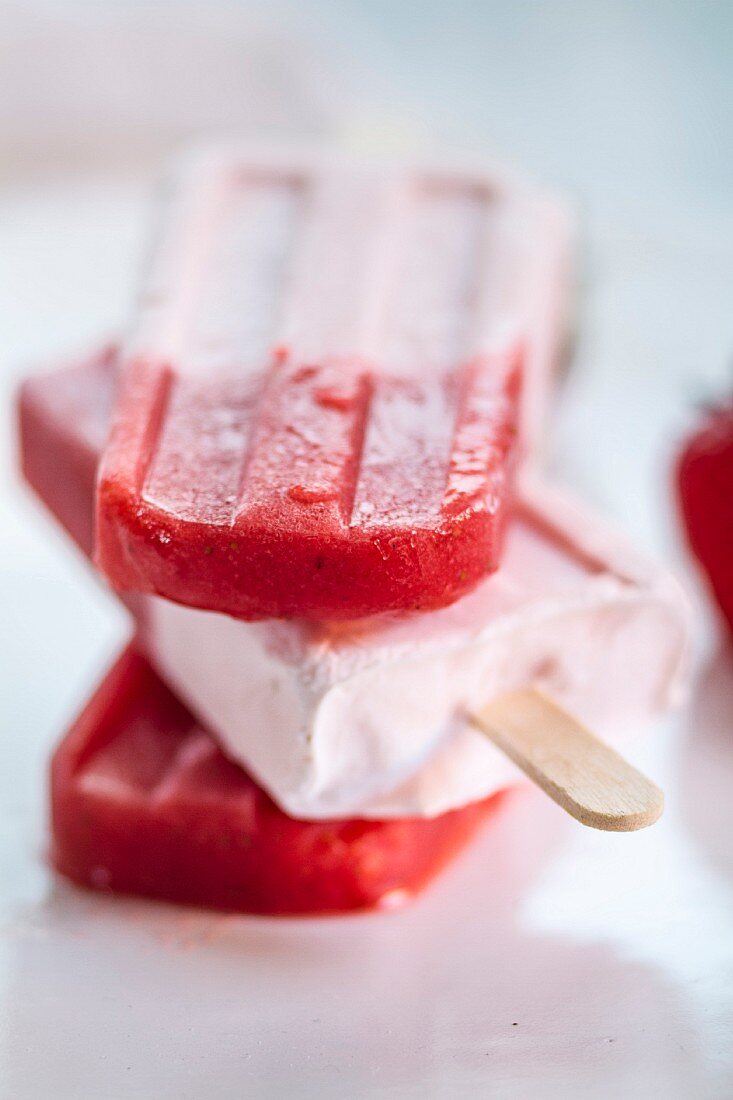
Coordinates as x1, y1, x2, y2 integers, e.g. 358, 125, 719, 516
1, 785, 711, 1100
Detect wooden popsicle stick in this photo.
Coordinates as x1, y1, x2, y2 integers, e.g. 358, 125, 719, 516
471, 688, 664, 831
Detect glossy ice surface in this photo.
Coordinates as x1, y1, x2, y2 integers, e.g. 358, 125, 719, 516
96, 151, 569, 618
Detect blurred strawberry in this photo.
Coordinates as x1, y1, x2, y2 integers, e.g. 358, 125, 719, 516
678, 402, 733, 630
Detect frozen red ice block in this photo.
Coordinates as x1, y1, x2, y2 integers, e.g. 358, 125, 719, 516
677, 402, 733, 630
51, 648, 500, 914
19, 345, 116, 557
96, 150, 568, 620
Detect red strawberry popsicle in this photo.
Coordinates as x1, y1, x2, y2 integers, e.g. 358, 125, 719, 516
677, 401, 733, 630
96, 150, 569, 620
52, 648, 501, 915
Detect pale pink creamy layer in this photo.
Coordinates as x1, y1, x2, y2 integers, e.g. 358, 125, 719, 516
134, 477, 690, 819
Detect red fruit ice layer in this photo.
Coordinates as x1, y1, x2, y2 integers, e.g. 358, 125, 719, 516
52, 649, 501, 914
677, 402, 733, 631
17, 350, 511, 629
19, 346, 116, 558
96, 157, 525, 619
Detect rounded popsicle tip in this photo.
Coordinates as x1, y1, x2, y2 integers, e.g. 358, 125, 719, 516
472, 689, 666, 834
558, 783, 665, 832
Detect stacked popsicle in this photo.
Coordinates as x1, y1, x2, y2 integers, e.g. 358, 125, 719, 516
18, 150, 690, 914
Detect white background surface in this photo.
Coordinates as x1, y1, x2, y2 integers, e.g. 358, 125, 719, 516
2, 2, 733, 1096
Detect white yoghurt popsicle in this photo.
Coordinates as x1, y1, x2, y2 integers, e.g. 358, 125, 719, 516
21, 355, 689, 821
134, 477, 690, 819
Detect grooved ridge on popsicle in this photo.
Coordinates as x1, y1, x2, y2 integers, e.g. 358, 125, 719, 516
95, 149, 560, 619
